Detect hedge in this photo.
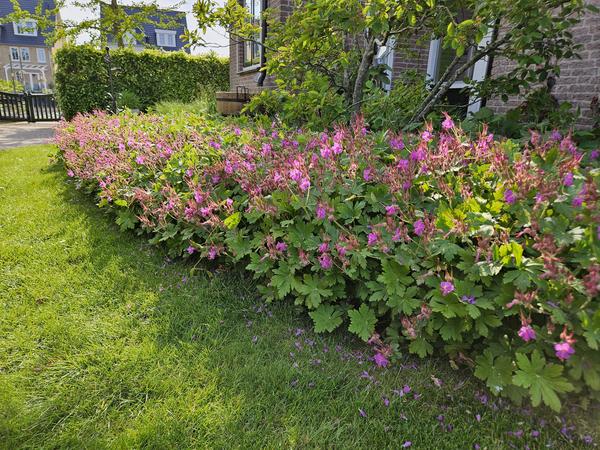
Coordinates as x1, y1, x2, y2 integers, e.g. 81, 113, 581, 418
56, 111, 600, 412
54, 45, 229, 120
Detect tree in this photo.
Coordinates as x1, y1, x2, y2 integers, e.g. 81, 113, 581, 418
3, 0, 185, 49
193, 0, 592, 126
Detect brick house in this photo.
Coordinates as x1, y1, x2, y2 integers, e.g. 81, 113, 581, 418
230, 0, 600, 129
0, 0, 58, 92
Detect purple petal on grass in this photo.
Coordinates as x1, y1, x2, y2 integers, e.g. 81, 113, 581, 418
402, 441, 412, 448
290, 378, 299, 387
251, 336, 258, 344
383, 396, 390, 407
475, 414, 481, 422
359, 408, 367, 418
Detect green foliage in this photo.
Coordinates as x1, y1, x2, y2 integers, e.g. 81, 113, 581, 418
362, 71, 428, 131
57, 111, 600, 411
119, 90, 142, 110
54, 45, 228, 120
0, 79, 23, 92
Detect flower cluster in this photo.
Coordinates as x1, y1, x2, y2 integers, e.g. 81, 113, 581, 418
56, 110, 600, 411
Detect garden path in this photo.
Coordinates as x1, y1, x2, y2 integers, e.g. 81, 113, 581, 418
0, 122, 58, 149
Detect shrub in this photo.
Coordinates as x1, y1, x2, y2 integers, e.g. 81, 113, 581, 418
56, 111, 600, 411
54, 45, 229, 120
0, 79, 24, 92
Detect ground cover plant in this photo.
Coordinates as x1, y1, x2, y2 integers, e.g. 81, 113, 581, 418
5, 146, 600, 448
56, 111, 600, 414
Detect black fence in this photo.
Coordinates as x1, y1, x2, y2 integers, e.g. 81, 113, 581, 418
0, 92, 61, 122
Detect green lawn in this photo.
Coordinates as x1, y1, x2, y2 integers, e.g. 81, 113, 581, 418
0, 146, 596, 449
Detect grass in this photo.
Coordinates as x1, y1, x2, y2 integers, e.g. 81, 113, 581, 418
0, 146, 597, 449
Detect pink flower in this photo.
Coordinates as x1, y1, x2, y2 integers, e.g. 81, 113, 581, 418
390, 137, 405, 150
413, 219, 425, 236
572, 196, 583, 207
518, 325, 536, 342
397, 159, 409, 170
276, 242, 288, 252
320, 145, 333, 159
289, 168, 302, 182
299, 178, 311, 192
209, 140, 221, 149
410, 148, 426, 161
207, 246, 218, 260
421, 130, 433, 142
318, 242, 329, 253
367, 232, 378, 246
554, 341, 575, 361
316, 205, 327, 220
336, 244, 347, 257
234, 127, 241, 136
135, 155, 145, 165
385, 205, 399, 216
359, 408, 367, 418
67, 169, 74, 177
373, 352, 389, 367
363, 167, 374, 182
187, 246, 196, 254
194, 190, 204, 204
440, 281, 455, 296
332, 142, 343, 154
442, 113, 454, 130
563, 172, 574, 187
319, 253, 333, 270
504, 189, 516, 205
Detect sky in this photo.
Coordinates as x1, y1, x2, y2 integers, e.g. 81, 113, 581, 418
59, 0, 229, 56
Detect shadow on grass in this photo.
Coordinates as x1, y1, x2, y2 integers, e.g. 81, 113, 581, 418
6, 157, 594, 449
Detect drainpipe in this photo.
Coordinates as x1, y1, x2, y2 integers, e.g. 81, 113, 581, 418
256, 0, 268, 87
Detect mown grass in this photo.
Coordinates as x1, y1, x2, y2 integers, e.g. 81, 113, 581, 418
0, 146, 597, 449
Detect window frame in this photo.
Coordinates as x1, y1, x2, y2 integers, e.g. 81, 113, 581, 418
20, 47, 31, 62
36, 48, 47, 63
10, 47, 20, 62
241, 0, 263, 70
13, 20, 38, 36
155, 29, 177, 48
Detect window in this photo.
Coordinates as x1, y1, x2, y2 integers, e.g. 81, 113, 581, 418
20, 48, 31, 62
155, 29, 177, 48
36, 48, 47, 63
13, 20, 38, 36
242, 0, 262, 68
10, 47, 20, 62
123, 31, 137, 47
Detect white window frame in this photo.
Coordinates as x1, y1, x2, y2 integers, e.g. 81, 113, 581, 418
426, 31, 493, 115
36, 48, 47, 63
374, 37, 395, 92
155, 29, 177, 48
10, 47, 20, 62
13, 20, 38, 36
20, 47, 31, 62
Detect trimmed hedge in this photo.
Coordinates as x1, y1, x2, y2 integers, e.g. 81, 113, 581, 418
55, 45, 229, 120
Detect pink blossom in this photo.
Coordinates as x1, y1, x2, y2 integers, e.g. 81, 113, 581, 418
135, 155, 145, 165
385, 205, 399, 216
504, 189, 516, 205
319, 253, 333, 270
440, 281, 455, 296
289, 168, 302, 182
332, 142, 343, 154
373, 352, 389, 367
518, 325, 536, 342
367, 232, 378, 246
67, 169, 74, 177
413, 219, 425, 236
318, 242, 329, 253
194, 190, 204, 204
299, 178, 311, 192
363, 167, 374, 182
390, 137, 405, 150
442, 113, 454, 130
421, 130, 433, 142
563, 172, 574, 187
397, 159, 409, 170
554, 341, 575, 361
316, 205, 327, 220
336, 244, 347, 257
187, 246, 196, 254
209, 140, 221, 149
572, 196, 583, 207
207, 246, 218, 260
276, 242, 288, 252
320, 145, 333, 159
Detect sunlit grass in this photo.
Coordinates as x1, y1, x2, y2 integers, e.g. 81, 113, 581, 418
0, 146, 597, 449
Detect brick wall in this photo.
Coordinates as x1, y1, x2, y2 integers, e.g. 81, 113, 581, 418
229, 0, 293, 94
486, 1, 600, 129
391, 34, 430, 83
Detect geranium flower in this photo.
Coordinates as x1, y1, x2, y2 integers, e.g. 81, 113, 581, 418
373, 352, 389, 367
363, 167, 374, 182
276, 242, 288, 252
367, 232, 379, 246
518, 325, 536, 342
135, 155, 145, 165
397, 159, 409, 170
421, 130, 433, 142
207, 246, 218, 260
442, 113, 454, 130
187, 246, 196, 254
390, 137, 405, 150
554, 341, 575, 360
440, 281, 455, 296
563, 172, 574, 187
299, 178, 311, 192
413, 219, 425, 236
461, 295, 476, 304
319, 253, 333, 270
550, 130, 562, 141
504, 189, 516, 205
385, 205, 399, 216
572, 196, 583, 207
316, 205, 327, 220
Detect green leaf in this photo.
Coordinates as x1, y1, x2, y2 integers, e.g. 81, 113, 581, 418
296, 274, 332, 309
512, 351, 574, 412
309, 304, 344, 333
223, 211, 241, 229
115, 209, 137, 230
474, 349, 513, 393
270, 262, 298, 299
348, 304, 377, 341
409, 337, 433, 358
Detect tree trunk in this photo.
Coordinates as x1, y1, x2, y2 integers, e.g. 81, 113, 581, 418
351, 35, 376, 116
111, 0, 124, 48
